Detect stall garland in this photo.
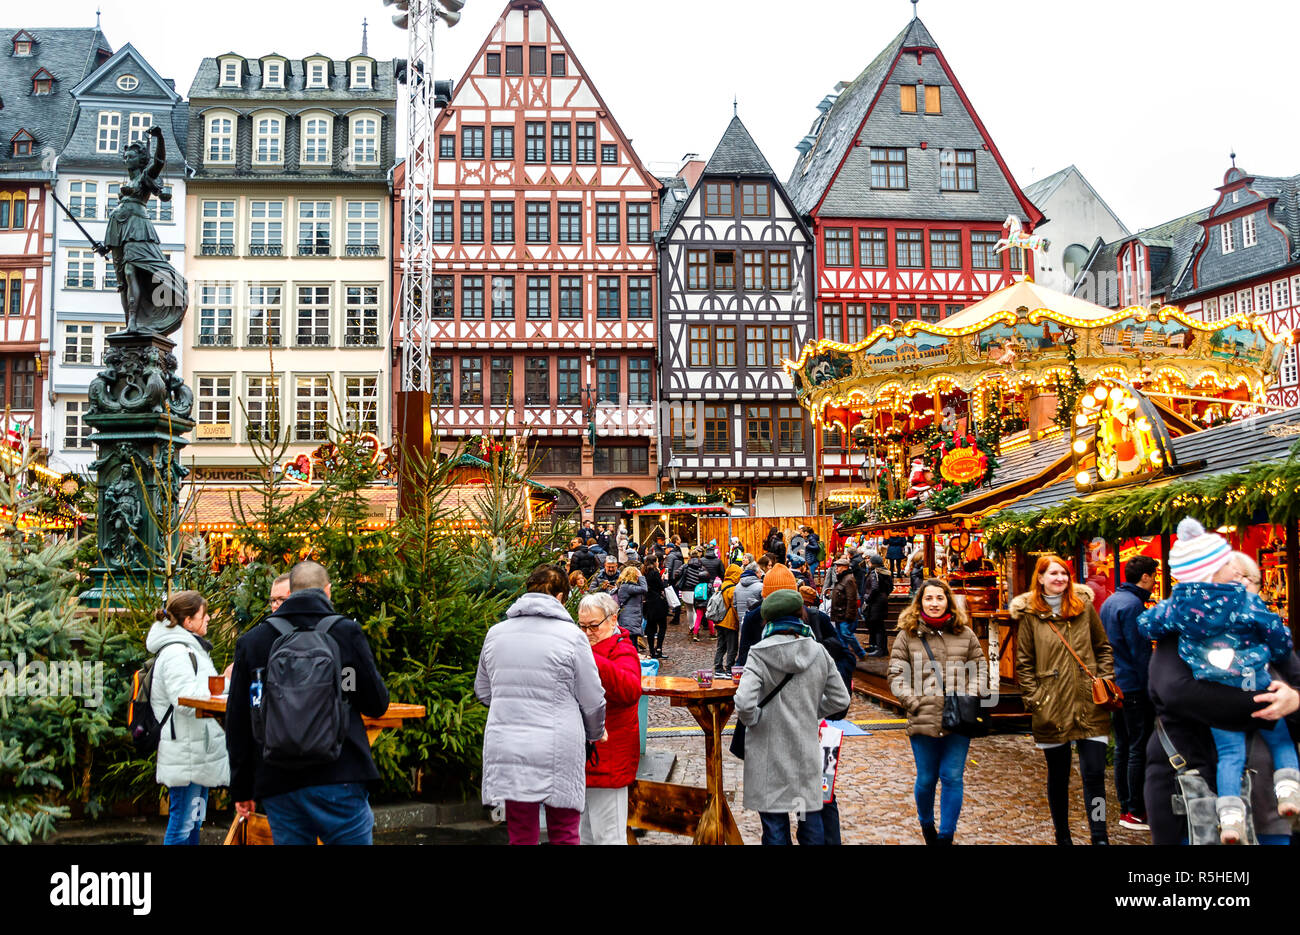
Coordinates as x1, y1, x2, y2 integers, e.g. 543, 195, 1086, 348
981, 443, 1300, 554
619, 490, 732, 510
1051, 342, 1087, 433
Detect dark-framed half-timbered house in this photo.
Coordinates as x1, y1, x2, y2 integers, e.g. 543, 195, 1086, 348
421, 0, 662, 524
785, 15, 1043, 498
657, 115, 815, 519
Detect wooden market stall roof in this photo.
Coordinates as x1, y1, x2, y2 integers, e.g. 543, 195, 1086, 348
181, 485, 398, 532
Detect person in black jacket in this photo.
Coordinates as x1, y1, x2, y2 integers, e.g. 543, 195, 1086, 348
864, 554, 892, 657
227, 560, 390, 845
570, 543, 599, 579
763, 528, 786, 564
802, 585, 855, 694
642, 557, 670, 659
701, 541, 724, 581
678, 550, 710, 636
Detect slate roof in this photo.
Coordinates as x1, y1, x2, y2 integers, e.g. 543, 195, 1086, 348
1023, 166, 1072, 208
0, 26, 112, 178
188, 53, 398, 103
700, 115, 776, 178
1071, 207, 1209, 307
656, 173, 690, 235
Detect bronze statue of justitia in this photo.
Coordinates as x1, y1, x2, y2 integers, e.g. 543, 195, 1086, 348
97, 125, 189, 335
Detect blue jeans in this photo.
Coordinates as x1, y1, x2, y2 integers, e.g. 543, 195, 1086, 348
836, 621, 867, 659
1211, 720, 1300, 797
909, 733, 971, 837
164, 783, 208, 846
761, 805, 830, 845
797, 796, 840, 845
261, 782, 375, 845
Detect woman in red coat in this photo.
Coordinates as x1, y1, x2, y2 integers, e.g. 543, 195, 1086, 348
577, 591, 643, 845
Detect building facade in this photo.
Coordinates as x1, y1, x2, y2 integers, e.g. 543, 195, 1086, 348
418, 0, 661, 526
1021, 164, 1128, 294
183, 49, 396, 476
0, 26, 112, 452
784, 16, 1042, 496
657, 116, 814, 521
49, 42, 188, 473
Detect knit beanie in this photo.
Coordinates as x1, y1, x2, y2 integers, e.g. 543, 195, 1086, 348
798, 585, 820, 604
1167, 517, 1232, 583
762, 563, 799, 597
761, 588, 803, 621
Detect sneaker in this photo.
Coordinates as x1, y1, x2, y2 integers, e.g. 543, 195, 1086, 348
1217, 795, 1247, 845
713, 670, 730, 679
1118, 812, 1149, 831
1275, 769, 1300, 817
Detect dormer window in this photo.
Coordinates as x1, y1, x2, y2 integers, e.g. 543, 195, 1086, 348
219, 58, 242, 88
32, 69, 53, 95
117, 74, 138, 92
12, 130, 34, 157
262, 60, 284, 89
306, 59, 328, 89
350, 60, 371, 89
13, 32, 33, 56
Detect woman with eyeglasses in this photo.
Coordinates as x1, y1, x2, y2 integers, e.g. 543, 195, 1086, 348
576, 592, 643, 845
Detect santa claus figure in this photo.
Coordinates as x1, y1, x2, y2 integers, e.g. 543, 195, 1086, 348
904, 458, 934, 501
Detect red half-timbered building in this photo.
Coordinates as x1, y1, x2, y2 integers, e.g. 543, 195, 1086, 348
785, 16, 1042, 494
416, 0, 661, 524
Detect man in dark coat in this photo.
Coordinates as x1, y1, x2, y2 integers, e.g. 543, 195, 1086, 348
590, 555, 622, 593
829, 556, 865, 660
1102, 555, 1158, 830
864, 554, 892, 657
701, 541, 724, 581
570, 542, 599, 578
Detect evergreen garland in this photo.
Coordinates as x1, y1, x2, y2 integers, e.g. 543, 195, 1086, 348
1052, 342, 1087, 433
619, 490, 731, 510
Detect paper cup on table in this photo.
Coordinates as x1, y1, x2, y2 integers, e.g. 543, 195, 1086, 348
208, 676, 225, 696
695, 670, 714, 688
730, 666, 744, 682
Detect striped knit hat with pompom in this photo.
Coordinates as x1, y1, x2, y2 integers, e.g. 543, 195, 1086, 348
1167, 517, 1232, 583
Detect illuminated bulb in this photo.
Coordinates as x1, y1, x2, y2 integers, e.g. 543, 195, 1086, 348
1072, 439, 1088, 455
1075, 413, 1089, 427
1135, 417, 1151, 432
1082, 395, 1098, 409
1150, 451, 1162, 465
1125, 397, 1140, 411
1075, 470, 1091, 485
1092, 386, 1109, 401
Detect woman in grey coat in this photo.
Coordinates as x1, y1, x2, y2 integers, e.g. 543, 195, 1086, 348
475, 565, 607, 845
735, 586, 851, 845
615, 566, 648, 642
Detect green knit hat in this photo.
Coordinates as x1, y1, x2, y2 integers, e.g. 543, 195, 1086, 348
760, 588, 803, 621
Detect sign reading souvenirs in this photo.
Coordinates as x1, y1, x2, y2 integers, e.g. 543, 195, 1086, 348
940, 446, 986, 485
1071, 379, 1179, 491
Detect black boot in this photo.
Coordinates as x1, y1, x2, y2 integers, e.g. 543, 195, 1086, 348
921, 822, 938, 845
936, 835, 953, 845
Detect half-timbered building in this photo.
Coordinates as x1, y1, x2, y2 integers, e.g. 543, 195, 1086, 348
784, 15, 1042, 495
657, 116, 814, 521
421, 0, 661, 525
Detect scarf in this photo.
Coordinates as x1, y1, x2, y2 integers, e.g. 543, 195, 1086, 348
919, 611, 953, 631
761, 619, 814, 641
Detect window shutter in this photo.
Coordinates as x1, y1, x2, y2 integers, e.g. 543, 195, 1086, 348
899, 84, 916, 112
924, 85, 941, 114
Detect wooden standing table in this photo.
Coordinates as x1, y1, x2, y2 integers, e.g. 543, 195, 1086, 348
627, 676, 743, 846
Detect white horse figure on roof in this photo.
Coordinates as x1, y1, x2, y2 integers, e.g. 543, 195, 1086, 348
994, 215, 1051, 255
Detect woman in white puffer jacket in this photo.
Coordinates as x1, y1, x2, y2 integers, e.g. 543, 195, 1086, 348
146, 590, 230, 845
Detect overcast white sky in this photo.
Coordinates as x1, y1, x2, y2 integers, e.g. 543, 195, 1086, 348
36, 0, 1299, 232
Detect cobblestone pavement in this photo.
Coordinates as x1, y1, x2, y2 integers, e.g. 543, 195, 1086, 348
638, 612, 1150, 846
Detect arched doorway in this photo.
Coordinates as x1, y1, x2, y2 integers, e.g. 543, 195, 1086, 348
594, 487, 636, 529
550, 489, 580, 530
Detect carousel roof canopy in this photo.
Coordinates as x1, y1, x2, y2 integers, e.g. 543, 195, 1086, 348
937, 279, 1123, 331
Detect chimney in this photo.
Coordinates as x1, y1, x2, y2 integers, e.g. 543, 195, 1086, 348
678, 153, 706, 189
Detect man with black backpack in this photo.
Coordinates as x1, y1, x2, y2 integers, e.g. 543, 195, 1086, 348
226, 560, 390, 845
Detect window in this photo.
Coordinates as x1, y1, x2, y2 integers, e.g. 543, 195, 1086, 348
824, 228, 852, 266
930, 230, 961, 268
63, 401, 92, 450
10, 359, 34, 410
740, 183, 770, 217
461, 276, 484, 319
575, 122, 596, 163
431, 201, 453, 241
1221, 292, 1236, 317
778, 406, 804, 453
529, 46, 547, 75
1242, 214, 1258, 248
688, 325, 711, 366
461, 201, 484, 242
302, 114, 331, 163
431, 357, 452, 404
940, 149, 976, 191
846, 304, 867, 343
1238, 288, 1253, 315
894, 303, 915, 323
1256, 283, 1272, 313
4, 275, 22, 317
669, 403, 697, 451
971, 231, 1002, 269
871, 303, 892, 329
712, 250, 736, 289
551, 122, 571, 163
1202, 297, 1220, 323
715, 326, 736, 367
551, 53, 566, 76
197, 376, 232, 428
558, 277, 582, 319
249, 200, 284, 253
1275, 279, 1292, 311
558, 202, 582, 242
746, 406, 773, 453
920, 303, 940, 323
869, 147, 907, 189
220, 59, 240, 87
627, 203, 650, 243
628, 358, 651, 404
526, 276, 551, 319
534, 444, 580, 475
430, 276, 454, 319
596, 202, 619, 243
262, 60, 283, 89
247, 285, 282, 346
68, 181, 97, 219
1220, 221, 1235, 254
460, 357, 483, 405
525, 356, 550, 404
65, 249, 95, 289
204, 112, 235, 163
597, 277, 621, 319
858, 228, 887, 267
770, 326, 793, 363
254, 115, 283, 164
737, 251, 763, 291
346, 201, 380, 255
746, 326, 768, 367
602, 144, 618, 164
351, 115, 378, 165
896, 229, 924, 268
306, 59, 328, 89
460, 126, 484, 160
924, 85, 941, 114
350, 60, 372, 90
900, 84, 917, 112
297, 201, 331, 255
505, 45, 523, 75
554, 357, 579, 405
344, 285, 379, 346
822, 303, 843, 342
686, 250, 709, 290
197, 199, 235, 255
246, 376, 281, 442
492, 201, 514, 243
1282, 346, 1300, 386
439, 134, 455, 158
703, 406, 729, 453
769, 251, 792, 290
822, 427, 845, 453
491, 276, 514, 318
1, 193, 25, 229
295, 376, 330, 441
490, 357, 513, 405
296, 285, 331, 345
595, 444, 649, 475
485, 53, 501, 75
704, 182, 734, 217
627, 277, 652, 319
525, 202, 550, 243
491, 126, 514, 160
596, 358, 619, 404
525, 122, 546, 162
63, 324, 94, 364
14, 39, 32, 56
198, 284, 234, 345
127, 112, 153, 144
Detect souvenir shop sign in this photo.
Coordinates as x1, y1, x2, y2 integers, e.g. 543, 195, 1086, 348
1071, 379, 1178, 491
940, 446, 985, 485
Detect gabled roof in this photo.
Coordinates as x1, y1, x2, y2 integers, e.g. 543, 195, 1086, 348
700, 115, 776, 178
1072, 207, 1210, 306
1022, 166, 1072, 206
69, 42, 181, 103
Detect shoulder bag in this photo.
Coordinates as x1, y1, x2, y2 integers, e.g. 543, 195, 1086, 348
1044, 618, 1124, 711
728, 672, 794, 760
919, 632, 990, 738
1154, 718, 1257, 845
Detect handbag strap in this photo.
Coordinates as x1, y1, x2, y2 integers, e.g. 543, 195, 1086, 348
758, 672, 794, 708
1153, 717, 1189, 774
1044, 617, 1098, 681
917, 632, 948, 695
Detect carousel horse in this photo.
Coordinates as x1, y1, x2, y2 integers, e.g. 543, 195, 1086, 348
993, 215, 1051, 255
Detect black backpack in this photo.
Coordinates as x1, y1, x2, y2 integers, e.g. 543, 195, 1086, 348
128, 644, 196, 755
253, 615, 349, 769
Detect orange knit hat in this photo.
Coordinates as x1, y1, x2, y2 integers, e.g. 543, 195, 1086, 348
762, 562, 799, 597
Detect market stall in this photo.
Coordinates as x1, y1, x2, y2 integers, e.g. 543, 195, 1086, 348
620, 491, 735, 548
